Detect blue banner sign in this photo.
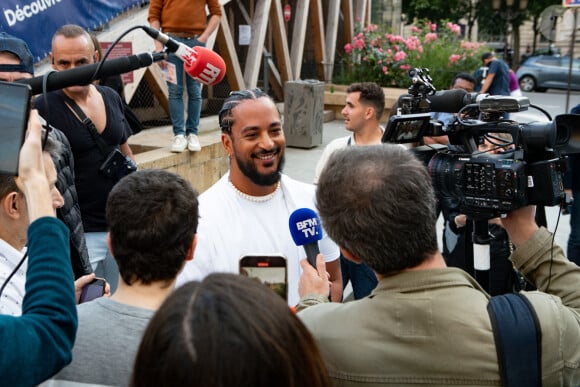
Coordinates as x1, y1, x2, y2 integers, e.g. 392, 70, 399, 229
0, 0, 148, 61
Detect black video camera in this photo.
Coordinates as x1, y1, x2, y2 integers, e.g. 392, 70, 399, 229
382, 68, 580, 219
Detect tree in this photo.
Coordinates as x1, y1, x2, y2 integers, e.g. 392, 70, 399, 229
477, 0, 560, 67
402, 0, 472, 26
477, 1, 528, 68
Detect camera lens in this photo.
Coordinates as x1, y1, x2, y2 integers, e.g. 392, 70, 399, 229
428, 153, 463, 200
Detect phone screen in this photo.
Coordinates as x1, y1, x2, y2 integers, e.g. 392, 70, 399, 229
239, 255, 287, 301
79, 278, 106, 303
0, 81, 31, 175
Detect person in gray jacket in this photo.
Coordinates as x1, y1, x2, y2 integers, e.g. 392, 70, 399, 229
298, 144, 580, 387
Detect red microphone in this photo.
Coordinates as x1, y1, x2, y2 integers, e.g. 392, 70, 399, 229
179, 46, 226, 86
143, 26, 226, 86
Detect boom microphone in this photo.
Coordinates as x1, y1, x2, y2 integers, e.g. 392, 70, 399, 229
143, 26, 226, 86
17, 52, 166, 95
427, 88, 474, 113
289, 208, 323, 268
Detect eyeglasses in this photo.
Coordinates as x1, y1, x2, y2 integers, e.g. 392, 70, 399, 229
41, 123, 52, 150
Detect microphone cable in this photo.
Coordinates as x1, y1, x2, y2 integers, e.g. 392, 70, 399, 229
0, 251, 28, 301
41, 70, 55, 149
90, 25, 151, 84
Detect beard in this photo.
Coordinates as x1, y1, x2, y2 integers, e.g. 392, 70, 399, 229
234, 151, 285, 186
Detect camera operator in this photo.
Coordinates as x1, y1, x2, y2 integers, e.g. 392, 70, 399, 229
297, 144, 580, 386
443, 133, 528, 295
426, 72, 476, 146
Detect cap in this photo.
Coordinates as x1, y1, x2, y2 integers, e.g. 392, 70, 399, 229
0, 32, 34, 75
481, 52, 493, 62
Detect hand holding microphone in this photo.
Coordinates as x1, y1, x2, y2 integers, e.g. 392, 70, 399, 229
298, 253, 330, 299
143, 27, 226, 86
289, 208, 323, 268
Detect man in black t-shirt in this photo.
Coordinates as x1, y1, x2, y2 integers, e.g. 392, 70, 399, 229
479, 52, 510, 96
35, 24, 135, 292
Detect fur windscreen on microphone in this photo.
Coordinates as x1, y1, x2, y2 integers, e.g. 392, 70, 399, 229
427, 88, 468, 113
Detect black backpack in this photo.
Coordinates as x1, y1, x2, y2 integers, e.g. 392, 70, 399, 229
488, 293, 542, 387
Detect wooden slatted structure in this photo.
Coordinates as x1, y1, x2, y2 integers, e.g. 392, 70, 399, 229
85, 0, 372, 117
212, 0, 371, 100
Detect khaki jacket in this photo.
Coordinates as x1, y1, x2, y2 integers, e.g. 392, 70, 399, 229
298, 228, 580, 386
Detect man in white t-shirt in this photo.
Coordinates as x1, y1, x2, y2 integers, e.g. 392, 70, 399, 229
313, 82, 385, 184
313, 82, 384, 299
177, 88, 342, 305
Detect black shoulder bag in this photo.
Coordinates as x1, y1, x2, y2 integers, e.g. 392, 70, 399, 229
63, 95, 137, 182
487, 293, 542, 387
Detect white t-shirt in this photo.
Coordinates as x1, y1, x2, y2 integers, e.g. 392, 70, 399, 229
176, 173, 340, 306
314, 130, 390, 184
313, 135, 353, 184
0, 238, 27, 316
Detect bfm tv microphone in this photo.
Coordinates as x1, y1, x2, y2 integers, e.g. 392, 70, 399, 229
289, 208, 323, 268
17, 52, 166, 95
143, 26, 226, 86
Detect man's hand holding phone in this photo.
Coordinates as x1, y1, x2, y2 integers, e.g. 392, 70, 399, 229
75, 273, 110, 304
298, 253, 330, 299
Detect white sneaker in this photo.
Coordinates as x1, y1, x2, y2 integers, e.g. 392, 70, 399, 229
187, 134, 201, 152
171, 135, 187, 153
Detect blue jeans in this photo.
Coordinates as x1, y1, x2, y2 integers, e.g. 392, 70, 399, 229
568, 191, 580, 266
566, 155, 580, 265
341, 254, 378, 300
166, 36, 204, 136
85, 232, 119, 293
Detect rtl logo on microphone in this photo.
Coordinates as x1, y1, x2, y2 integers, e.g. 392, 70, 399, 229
296, 218, 319, 238
192, 62, 222, 85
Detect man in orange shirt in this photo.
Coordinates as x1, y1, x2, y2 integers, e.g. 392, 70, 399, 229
148, 0, 222, 153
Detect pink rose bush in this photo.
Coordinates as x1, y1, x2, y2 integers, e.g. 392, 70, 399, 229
338, 20, 487, 89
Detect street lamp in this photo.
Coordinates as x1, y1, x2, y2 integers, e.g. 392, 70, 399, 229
492, 0, 528, 66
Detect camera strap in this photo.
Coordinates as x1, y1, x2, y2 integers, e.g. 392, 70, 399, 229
61, 92, 114, 157
487, 293, 542, 387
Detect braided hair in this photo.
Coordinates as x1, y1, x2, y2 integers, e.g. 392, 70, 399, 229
218, 88, 270, 134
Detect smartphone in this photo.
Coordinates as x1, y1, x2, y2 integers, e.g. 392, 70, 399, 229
79, 277, 106, 303
0, 81, 31, 175
239, 254, 288, 301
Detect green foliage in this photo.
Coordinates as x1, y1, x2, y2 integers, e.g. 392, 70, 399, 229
335, 20, 488, 90
403, 0, 472, 26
